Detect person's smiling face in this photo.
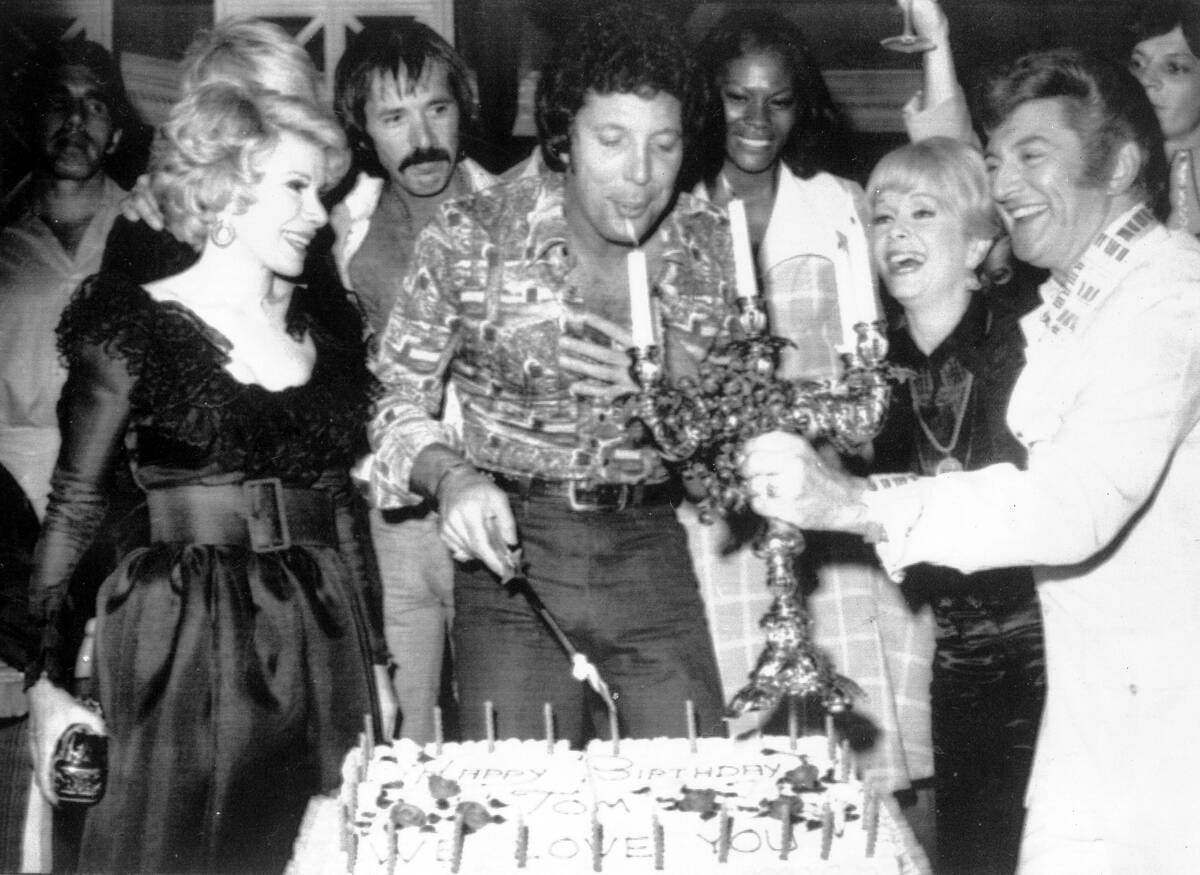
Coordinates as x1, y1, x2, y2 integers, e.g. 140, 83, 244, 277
1130, 25, 1200, 147
720, 50, 796, 176
563, 89, 683, 250
985, 98, 1114, 277
870, 188, 982, 314
226, 131, 329, 277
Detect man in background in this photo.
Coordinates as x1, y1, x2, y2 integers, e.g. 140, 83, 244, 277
0, 37, 133, 519
0, 36, 133, 871
333, 19, 500, 743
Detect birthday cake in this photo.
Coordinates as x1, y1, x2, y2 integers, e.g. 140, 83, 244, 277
287, 735, 925, 874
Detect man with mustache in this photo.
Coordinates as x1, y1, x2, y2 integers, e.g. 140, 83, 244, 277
332, 20, 503, 744
0, 37, 133, 519
361, 5, 730, 745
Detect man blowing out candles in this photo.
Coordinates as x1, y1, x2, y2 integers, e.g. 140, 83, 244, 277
361, 4, 735, 746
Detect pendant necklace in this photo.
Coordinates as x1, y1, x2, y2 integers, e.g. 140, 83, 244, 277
911, 370, 973, 475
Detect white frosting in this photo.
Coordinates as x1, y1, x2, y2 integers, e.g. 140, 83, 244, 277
288, 736, 913, 875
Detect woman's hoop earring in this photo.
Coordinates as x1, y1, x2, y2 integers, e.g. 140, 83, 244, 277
209, 220, 236, 248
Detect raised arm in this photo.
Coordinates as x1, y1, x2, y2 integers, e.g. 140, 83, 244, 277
903, 0, 975, 144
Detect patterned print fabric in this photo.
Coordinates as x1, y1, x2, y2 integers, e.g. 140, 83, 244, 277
366, 170, 737, 508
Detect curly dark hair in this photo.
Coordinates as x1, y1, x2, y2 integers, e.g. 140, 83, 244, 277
975, 48, 1169, 221
534, 3, 701, 172
1131, 0, 1200, 55
692, 9, 849, 185
334, 18, 475, 175
22, 35, 138, 140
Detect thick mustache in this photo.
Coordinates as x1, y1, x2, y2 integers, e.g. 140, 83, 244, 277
53, 131, 93, 151
398, 148, 452, 173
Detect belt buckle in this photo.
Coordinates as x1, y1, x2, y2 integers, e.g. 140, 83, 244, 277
243, 477, 291, 553
567, 480, 627, 512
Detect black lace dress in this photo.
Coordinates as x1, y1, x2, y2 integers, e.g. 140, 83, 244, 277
28, 273, 386, 873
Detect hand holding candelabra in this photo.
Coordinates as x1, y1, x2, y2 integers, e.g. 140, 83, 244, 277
626, 291, 896, 718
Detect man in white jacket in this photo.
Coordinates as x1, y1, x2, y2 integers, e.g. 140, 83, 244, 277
743, 48, 1200, 875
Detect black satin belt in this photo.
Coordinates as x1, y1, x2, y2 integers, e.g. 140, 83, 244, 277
147, 480, 336, 553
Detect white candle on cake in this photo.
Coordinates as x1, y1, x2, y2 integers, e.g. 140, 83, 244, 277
515, 811, 529, 869
591, 807, 604, 872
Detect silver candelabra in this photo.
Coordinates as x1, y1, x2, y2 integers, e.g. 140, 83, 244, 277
629, 296, 896, 718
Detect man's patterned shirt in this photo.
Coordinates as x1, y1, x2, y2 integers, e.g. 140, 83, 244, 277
366, 170, 736, 508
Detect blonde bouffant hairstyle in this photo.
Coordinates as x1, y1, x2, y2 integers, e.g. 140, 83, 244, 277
181, 17, 321, 103
151, 84, 348, 249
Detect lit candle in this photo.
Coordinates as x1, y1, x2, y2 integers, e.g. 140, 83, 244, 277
787, 699, 799, 751
825, 713, 836, 762
485, 700, 496, 753
544, 702, 555, 753
685, 699, 697, 753
363, 712, 375, 757
608, 703, 620, 756
433, 705, 444, 755
726, 198, 758, 301
627, 247, 654, 348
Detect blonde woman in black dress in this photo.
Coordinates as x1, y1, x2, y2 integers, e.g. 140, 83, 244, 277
26, 83, 395, 873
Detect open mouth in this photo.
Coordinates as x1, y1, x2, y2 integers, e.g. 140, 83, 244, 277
886, 251, 925, 273
735, 134, 774, 148
614, 200, 652, 219
1005, 203, 1048, 224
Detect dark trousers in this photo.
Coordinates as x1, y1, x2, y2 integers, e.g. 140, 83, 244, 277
931, 594, 1046, 875
453, 495, 724, 746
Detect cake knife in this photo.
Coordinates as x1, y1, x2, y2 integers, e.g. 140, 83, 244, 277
489, 532, 618, 711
